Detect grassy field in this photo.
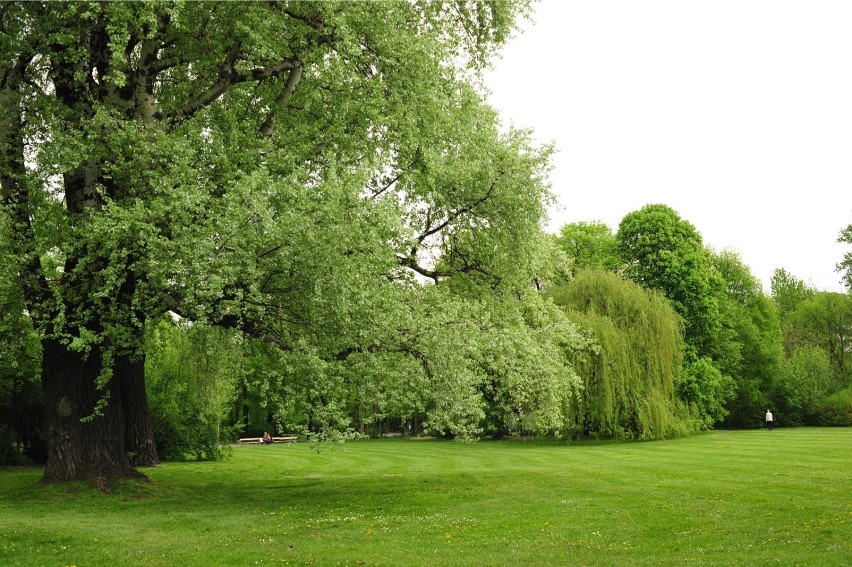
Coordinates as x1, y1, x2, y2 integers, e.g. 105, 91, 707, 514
1, 428, 850, 566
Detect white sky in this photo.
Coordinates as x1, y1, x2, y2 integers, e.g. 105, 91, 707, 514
484, 0, 852, 293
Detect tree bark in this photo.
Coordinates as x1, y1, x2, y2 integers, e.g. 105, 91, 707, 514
116, 353, 159, 467
41, 339, 146, 488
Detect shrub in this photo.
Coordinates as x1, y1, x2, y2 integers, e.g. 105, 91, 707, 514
814, 388, 852, 426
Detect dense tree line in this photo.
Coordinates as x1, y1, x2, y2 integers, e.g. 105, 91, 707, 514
555, 206, 852, 431
1, 2, 850, 477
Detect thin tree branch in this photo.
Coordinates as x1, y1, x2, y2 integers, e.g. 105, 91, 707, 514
157, 34, 303, 124
397, 181, 498, 282
370, 171, 403, 199
259, 63, 303, 138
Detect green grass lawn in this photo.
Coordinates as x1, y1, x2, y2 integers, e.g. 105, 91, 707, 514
1, 428, 850, 566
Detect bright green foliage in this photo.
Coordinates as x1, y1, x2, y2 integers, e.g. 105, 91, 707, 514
679, 357, 734, 428
776, 346, 836, 425
710, 250, 783, 428
231, 340, 316, 438
471, 293, 586, 436
616, 204, 722, 358
1, 0, 557, 479
784, 292, 852, 387
555, 221, 621, 277
530, 232, 574, 291
836, 221, 852, 290
814, 387, 852, 426
251, 287, 586, 441
769, 270, 843, 426
144, 319, 243, 460
771, 268, 816, 322
615, 205, 736, 427
552, 269, 700, 439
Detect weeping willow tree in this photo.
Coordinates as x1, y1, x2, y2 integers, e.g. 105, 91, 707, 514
552, 269, 701, 439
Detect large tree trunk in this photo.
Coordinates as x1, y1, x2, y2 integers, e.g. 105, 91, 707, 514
41, 339, 146, 488
116, 353, 159, 467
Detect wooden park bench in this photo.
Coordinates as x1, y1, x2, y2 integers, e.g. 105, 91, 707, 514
238, 435, 298, 445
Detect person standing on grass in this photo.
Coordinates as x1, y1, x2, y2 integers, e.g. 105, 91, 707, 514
765, 409, 774, 430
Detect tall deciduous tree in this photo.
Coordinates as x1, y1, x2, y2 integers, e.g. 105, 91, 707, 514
615, 205, 735, 425
770, 268, 815, 323
1, 1, 546, 485
785, 293, 852, 387
615, 204, 722, 358
710, 250, 783, 428
555, 221, 620, 277
837, 221, 852, 290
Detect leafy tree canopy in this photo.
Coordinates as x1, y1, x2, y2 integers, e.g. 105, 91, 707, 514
1, 0, 556, 483
770, 268, 815, 323
785, 292, 852, 387
836, 220, 852, 291
555, 221, 620, 277
709, 249, 782, 428
615, 204, 721, 359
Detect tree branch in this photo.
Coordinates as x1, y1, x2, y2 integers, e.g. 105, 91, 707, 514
396, 254, 449, 284
157, 41, 241, 121
157, 32, 303, 124
397, 181, 498, 282
370, 171, 403, 199
259, 63, 303, 138
161, 291, 295, 351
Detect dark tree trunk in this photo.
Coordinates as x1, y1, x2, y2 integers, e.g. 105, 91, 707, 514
116, 354, 159, 467
41, 339, 146, 488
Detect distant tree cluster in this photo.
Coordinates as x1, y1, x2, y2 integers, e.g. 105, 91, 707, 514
554, 206, 852, 431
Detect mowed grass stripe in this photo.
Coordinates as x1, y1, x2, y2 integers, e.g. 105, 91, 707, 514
1, 428, 849, 566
